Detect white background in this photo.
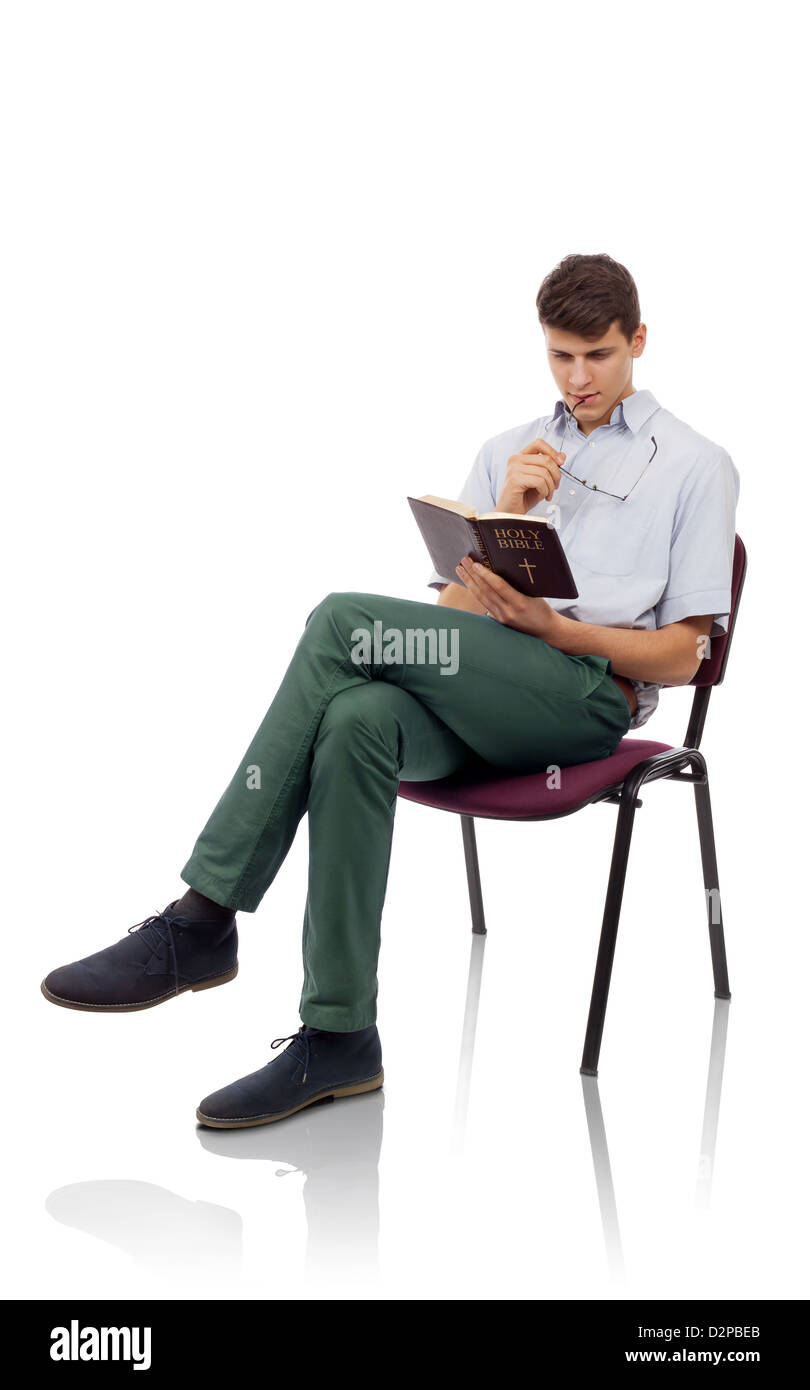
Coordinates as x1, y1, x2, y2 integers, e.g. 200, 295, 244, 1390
2, 0, 807, 1302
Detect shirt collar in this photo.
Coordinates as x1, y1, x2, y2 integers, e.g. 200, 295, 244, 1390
551, 388, 660, 436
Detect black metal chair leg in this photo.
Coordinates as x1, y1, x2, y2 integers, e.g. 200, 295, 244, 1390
460, 814, 487, 935
694, 775, 731, 999
580, 793, 639, 1077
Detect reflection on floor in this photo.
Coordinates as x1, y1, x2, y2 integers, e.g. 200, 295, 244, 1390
44, 933, 729, 1290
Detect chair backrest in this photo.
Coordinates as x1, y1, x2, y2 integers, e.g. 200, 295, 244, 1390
670, 534, 747, 749
690, 534, 747, 688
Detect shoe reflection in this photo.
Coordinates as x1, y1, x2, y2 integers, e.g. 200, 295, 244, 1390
45, 1180, 242, 1276
44, 1089, 384, 1288
198, 1088, 384, 1281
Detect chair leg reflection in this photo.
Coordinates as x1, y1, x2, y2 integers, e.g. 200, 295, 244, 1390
452, 925, 732, 1275
696, 997, 730, 1208
581, 996, 731, 1276
451, 931, 486, 1154
581, 1075, 626, 1279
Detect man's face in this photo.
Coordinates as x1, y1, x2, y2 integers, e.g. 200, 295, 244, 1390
544, 319, 646, 435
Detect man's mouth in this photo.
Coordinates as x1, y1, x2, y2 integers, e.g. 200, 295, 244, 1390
571, 392, 598, 404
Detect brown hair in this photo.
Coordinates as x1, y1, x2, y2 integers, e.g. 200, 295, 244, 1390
536, 253, 640, 344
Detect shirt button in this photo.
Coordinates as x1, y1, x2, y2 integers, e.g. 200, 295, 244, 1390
569, 488, 575, 495
588, 440, 595, 447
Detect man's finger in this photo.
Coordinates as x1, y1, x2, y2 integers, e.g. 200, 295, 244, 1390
514, 457, 563, 479
513, 453, 565, 478
455, 562, 504, 619
510, 462, 562, 497
459, 558, 515, 599
521, 438, 566, 460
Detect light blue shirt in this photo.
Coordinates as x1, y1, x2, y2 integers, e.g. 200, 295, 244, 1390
426, 388, 740, 730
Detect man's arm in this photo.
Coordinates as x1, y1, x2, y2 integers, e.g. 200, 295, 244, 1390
435, 581, 487, 616
450, 554, 714, 685
436, 578, 710, 684
546, 610, 714, 686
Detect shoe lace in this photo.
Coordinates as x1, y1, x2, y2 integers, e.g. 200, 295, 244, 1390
271, 1025, 310, 1084
128, 907, 193, 995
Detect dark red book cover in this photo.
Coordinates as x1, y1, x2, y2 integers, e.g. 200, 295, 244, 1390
408, 494, 578, 599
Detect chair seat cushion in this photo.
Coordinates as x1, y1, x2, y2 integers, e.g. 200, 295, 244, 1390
397, 737, 673, 820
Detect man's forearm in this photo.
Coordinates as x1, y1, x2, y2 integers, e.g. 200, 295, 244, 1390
547, 611, 699, 685
435, 581, 487, 616
447, 554, 711, 684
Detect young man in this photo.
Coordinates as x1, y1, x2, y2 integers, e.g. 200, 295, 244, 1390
41, 253, 739, 1129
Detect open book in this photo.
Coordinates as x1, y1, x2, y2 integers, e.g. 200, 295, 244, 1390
407, 494, 578, 599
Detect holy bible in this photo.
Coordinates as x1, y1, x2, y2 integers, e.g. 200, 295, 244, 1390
407, 494, 579, 599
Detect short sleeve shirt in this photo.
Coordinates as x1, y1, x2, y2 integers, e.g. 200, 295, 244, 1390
426, 389, 741, 730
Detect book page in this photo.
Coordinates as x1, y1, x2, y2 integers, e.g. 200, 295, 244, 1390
477, 511, 550, 523
416, 494, 476, 518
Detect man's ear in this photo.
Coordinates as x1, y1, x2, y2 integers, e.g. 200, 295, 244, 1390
631, 323, 647, 358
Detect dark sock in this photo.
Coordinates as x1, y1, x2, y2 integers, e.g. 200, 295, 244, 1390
303, 1023, 376, 1037
172, 887, 235, 923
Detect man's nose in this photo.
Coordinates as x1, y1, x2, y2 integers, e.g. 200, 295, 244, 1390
569, 362, 592, 388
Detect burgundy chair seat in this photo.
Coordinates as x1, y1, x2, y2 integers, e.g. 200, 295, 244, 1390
398, 737, 673, 820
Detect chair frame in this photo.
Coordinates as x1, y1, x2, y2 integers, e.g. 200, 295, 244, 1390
457, 541, 748, 1077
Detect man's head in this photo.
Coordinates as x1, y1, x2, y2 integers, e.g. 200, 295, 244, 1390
536, 253, 646, 435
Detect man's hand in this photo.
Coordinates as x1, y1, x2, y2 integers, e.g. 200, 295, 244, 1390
495, 438, 566, 515
453, 555, 715, 685
454, 555, 560, 639
435, 578, 488, 615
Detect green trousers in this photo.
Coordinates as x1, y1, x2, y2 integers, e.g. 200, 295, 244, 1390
179, 591, 631, 1030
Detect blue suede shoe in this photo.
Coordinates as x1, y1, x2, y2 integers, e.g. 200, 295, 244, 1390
40, 901, 238, 1012
196, 1023, 384, 1128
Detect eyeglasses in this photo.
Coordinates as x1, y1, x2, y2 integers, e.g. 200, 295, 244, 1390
555, 403, 658, 501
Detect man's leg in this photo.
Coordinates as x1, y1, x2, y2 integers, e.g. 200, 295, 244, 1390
43, 587, 631, 1121
189, 589, 630, 1127
179, 590, 631, 916
42, 589, 629, 1028
298, 680, 481, 1031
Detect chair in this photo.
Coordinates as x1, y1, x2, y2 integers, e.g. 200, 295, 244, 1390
397, 535, 748, 1077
